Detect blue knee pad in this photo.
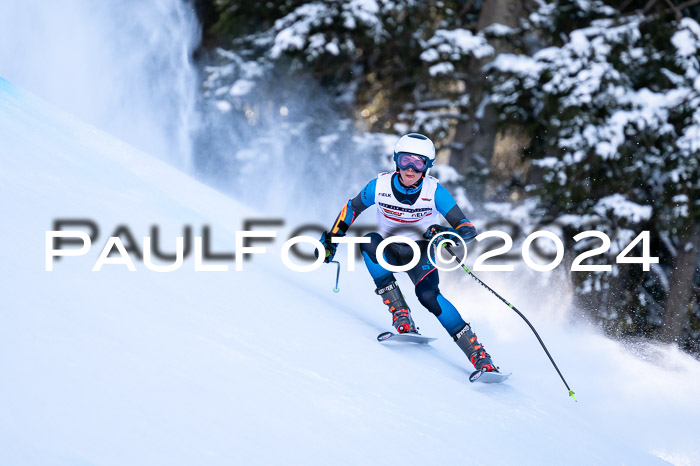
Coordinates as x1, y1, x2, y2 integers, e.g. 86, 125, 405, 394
415, 281, 467, 336
435, 295, 467, 336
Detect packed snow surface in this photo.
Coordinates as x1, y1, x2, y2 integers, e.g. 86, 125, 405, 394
2, 78, 699, 465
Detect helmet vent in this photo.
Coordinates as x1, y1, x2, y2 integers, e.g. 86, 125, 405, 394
408, 133, 428, 140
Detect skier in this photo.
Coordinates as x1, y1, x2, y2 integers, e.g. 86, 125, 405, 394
319, 133, 499, 374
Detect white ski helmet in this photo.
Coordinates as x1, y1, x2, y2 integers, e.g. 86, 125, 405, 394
393, 133, 436, 175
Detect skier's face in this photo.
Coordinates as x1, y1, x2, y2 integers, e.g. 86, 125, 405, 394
399, 167, 421, 186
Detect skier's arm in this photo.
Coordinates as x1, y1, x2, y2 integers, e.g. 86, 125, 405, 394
320, 179, 376, 263
329, 179, 376, 236
432, 183, 478, 243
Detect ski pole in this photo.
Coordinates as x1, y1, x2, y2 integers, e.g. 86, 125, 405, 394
443, 244, 576, 402
329, 260, 341, 293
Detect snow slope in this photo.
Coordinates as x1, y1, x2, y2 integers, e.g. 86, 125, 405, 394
1, 77, 699, 466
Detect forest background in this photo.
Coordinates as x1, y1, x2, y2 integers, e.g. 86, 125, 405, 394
184, 0, 699, 355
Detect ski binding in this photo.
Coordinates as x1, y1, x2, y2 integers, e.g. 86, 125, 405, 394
377, 331, 436, 344
469, 369, 511, 384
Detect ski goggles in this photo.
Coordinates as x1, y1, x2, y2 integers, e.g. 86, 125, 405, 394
395, 153, 430, 172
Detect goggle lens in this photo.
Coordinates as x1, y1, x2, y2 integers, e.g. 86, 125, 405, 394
396, 153, 428, 172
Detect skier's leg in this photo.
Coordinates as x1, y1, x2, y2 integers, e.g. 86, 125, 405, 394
409, 248, 498, 372
359, 232, 394, 287
414, 273, 465, 334
360, 233, 416, 333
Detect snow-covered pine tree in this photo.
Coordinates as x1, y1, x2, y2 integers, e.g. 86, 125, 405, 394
488, 0, 699, 350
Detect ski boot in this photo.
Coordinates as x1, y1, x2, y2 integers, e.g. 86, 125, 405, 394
375, 281, 417, 334
454, 323, 498, 373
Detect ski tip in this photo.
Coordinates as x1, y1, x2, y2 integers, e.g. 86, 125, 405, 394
377, 331, 393, 342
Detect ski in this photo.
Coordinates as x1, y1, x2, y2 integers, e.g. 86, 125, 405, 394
469, 369, 511, 384
377, 331, 436, 344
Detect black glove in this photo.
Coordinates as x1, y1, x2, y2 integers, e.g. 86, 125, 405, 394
423, 224, 461, 243
317, 231, 338, 263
